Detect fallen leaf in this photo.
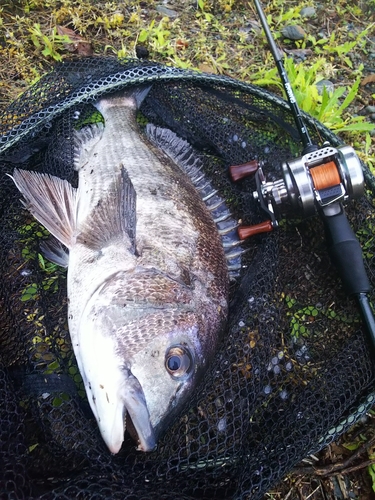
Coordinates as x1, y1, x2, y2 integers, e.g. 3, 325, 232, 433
361, 74, 375, 86
176, 39, 189, 50
56, 25, 93, 56
198, 63, 217, 74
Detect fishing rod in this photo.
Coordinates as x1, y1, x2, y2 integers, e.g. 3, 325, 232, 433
229, 0, 375, 349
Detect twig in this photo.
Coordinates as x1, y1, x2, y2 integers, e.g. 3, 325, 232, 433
327, 458, 375, 477
283, 476, 303, 500
305, 484, 322, 499
293, 433, 375, 477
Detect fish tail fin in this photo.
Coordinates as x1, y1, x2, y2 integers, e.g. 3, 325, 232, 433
133, 85, 152, 108
74, 86, 151, 170
94, 85, 151, 114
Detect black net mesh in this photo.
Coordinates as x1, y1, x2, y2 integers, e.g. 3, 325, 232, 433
1, 58, 375, 499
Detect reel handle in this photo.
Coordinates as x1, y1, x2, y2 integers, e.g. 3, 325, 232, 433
238, 220, 274, 239
229, 160, 260, 182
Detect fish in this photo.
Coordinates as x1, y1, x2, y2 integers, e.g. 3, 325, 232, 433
9, 87, 231, 454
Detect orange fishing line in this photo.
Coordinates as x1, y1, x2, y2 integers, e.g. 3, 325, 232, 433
310, 161, 340, 190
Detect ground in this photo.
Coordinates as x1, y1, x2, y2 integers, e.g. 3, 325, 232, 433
1, 1, 375, 498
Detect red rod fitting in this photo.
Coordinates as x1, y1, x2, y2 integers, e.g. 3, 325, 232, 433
229, 159, 260, 182
238, 220, 274, 240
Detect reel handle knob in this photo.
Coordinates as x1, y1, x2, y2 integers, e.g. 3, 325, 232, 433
238, 220, 274, 240
229, 160, 260, 182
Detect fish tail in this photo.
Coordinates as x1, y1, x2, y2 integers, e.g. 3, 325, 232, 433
95, 86, 151, 114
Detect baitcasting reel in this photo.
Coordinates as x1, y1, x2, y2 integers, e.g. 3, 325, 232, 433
230, 143, 364, 238
235, 0, 375, 349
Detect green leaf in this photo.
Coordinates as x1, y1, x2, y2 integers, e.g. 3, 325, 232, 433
21, 284, 38, 302
333, 122, 375, 133
368, 463, 375, 492
138, 29, 148, 42
38, 253, 45, 270
197, 0, 205, 10
343, 441, 362, 451
338, 78, 360, 113
47, 360, 60, 371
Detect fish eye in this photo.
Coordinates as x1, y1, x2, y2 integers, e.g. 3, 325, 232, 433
165, 345, 193, 378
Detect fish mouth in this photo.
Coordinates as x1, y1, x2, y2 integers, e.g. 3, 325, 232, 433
94, 368, 156, 454
121, 370, 157, 452
126, 410, 156, 452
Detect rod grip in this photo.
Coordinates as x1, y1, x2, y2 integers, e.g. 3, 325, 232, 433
323, 207, 371, 296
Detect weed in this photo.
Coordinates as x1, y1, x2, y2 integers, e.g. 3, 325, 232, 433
138, 18, 174, 57
17, 220, 65, 302
342, 431, 375, 492
1, 0, 374, 157
358, 133, 375, 172
312, 26, 372, 68
28, 23, 71, 61
20, 252, 62, 302
252, 55, 374, 134
196, 0, 215, 23
282, 293, 358, 341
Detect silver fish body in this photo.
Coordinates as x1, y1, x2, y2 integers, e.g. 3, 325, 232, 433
10, 89, 229, 454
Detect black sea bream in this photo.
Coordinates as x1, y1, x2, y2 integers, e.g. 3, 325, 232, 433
10, 88, 234, 454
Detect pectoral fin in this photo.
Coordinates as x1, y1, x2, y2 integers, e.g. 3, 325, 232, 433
76, 166, 137, 252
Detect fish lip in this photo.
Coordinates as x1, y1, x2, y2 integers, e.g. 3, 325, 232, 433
122, 369, 157, 452
126, 411, 157, 452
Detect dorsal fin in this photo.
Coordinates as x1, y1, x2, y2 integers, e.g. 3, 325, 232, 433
145, 124, 243, 280
145, 124, 203, 177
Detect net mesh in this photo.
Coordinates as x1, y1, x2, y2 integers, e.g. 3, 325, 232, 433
1, 57, 375, 499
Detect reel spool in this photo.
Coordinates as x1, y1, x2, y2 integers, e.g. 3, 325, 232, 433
230, 144, 364, 238
280, 144, 364, 217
